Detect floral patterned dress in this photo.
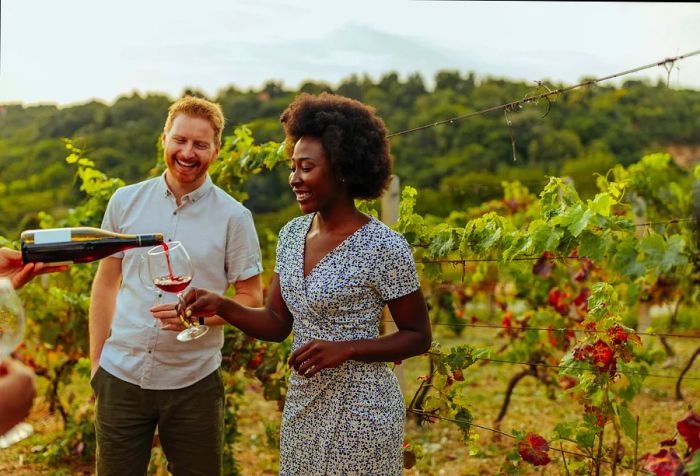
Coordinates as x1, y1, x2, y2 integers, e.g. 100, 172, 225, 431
275, 213, 420, 475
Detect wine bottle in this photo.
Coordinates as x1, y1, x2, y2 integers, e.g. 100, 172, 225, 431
20, 227, 164, 265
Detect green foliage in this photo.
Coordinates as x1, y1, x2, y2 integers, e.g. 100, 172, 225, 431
3, 73, 700, 239
210, 126, 288, 203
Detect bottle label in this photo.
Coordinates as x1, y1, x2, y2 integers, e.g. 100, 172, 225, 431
34, 229, 72, 244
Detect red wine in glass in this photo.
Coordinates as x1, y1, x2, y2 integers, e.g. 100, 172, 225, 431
144, 241, 207, 342
153, 275, 192, 293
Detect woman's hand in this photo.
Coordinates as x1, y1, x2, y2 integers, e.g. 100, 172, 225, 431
288, 340, 355, 378
179, 288, 221, 320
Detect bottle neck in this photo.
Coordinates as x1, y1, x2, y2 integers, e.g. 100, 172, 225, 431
139, 234, 164, 247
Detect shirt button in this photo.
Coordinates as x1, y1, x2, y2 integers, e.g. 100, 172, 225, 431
172, 211, 177, 215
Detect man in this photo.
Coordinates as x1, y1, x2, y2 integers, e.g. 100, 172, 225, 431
89, 96, 263, 476
0, 248, 67, 435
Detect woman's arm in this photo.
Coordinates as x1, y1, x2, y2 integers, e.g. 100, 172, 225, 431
288, 289, 431, 377
180, 273, 293, 342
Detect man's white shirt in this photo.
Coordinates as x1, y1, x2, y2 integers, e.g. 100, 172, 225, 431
98, 173, 262, 389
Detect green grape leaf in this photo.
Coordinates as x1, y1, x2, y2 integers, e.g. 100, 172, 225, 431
639, 234, 666, 269
551, 203, 592, 237
528, 220, 563, 253
453, 407, 472, 442
611, 238, 645, 278
576, 427, 597, 449
443, 344, 478, 370
476, 226, 502, 254
553, 422, 575, 440
662, 235, 688, 272
578, 230, 607, 261
587, 192, 616, 217
427, 227, 456, 258
618, 404, 638, 441
569, 207, 593, 238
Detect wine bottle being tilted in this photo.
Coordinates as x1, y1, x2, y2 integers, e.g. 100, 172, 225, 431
20, 227, 164, 265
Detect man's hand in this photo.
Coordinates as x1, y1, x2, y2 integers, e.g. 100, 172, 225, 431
150, 302, 188, 332
0, 247, 69, 289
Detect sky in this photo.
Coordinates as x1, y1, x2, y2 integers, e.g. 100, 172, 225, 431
1, 1, 699, 106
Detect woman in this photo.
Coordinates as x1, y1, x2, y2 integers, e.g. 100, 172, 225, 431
180, 93, 431, 475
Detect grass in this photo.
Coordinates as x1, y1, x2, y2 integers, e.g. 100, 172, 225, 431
1, 326, 698, 475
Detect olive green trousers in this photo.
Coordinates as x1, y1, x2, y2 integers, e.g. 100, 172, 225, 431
92, 367, 224, 476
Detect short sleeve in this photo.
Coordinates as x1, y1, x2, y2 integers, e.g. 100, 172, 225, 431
370, 231, 420, 301
100, 189, 126, 259
225, 209, 263, 283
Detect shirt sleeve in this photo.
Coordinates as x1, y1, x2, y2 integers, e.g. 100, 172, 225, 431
370, 231, 420, 301
100, 189, 126, 259
225, 208, 263, 283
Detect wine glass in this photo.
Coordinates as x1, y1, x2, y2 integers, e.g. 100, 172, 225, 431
138, 254, 162, 305
0, 277, 34, 448
144, 242, 208, 342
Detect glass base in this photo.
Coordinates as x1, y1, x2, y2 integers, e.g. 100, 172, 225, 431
176, 325, 209, 342
0, 422, 33, 448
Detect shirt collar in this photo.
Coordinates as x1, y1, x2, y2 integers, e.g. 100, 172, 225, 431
159, 171, 213, 203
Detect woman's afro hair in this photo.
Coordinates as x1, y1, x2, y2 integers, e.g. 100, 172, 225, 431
280, 92, 392, 200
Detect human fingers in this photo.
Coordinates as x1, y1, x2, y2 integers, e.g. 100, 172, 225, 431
11, 263, 36, 289
297, 357, 321, 377
149, 306, 188, 330
302, 364, 321, 378
0, 248, 22, 265
288, 342, 317, 369
11, 262, 71, 289
33, 263, 70, 276
184, 289, 218, 317
150, 307, 181, 326
159, 318, 187, 332
150, 302, 177, 313
181, 288, 198, 306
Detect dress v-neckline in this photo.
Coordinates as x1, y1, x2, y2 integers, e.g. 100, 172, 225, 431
301, 213, 372, 281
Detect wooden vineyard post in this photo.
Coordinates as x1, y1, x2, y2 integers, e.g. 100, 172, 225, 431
381, 175, 406, 394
